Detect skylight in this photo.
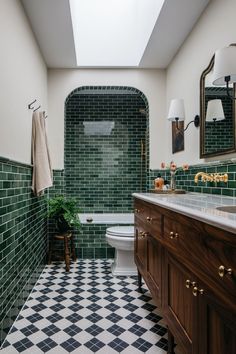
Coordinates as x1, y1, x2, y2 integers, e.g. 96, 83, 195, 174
69, 0, 165, 67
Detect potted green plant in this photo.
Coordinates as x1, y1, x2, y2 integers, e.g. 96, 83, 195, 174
47, 195, 81, 233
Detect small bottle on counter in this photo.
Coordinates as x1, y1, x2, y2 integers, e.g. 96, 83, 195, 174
163, 180, 170, 190
154, 174, 164, 190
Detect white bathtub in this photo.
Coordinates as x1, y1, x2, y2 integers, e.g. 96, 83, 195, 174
78, 213, 134, 224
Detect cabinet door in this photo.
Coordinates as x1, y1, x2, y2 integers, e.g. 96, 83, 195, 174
134, 225, 147, 276
164, 214, 236, 302
163, 252, 198, 354
198, 285, 236, 354
146, 235, 162, 307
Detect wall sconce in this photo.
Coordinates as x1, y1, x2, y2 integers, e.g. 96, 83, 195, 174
212, 45, 236, 100
167, 98, 200, 132
205, 99, 225, 122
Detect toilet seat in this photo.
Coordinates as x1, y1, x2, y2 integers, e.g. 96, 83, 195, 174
106, 226, 134, 238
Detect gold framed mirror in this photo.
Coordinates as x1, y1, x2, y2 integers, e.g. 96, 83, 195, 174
200, 55, 236, 158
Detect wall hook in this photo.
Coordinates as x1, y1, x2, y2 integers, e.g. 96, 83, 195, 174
28, 99, 36, 110
33, 105, 41, 112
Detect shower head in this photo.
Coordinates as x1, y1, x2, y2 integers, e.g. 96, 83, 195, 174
139, 108, 147, 116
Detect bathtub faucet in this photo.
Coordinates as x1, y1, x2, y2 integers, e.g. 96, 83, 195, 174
86, 217, 93, 223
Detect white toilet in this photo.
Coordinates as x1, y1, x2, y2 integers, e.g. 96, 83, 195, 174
106, 226, 137, 276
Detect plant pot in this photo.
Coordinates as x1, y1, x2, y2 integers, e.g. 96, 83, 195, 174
57, 217, 70, 233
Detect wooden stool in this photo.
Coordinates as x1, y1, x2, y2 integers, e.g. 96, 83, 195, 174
48, 232, 76, 271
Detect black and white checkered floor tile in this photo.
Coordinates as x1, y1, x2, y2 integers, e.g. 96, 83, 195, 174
1, 260, 168, 353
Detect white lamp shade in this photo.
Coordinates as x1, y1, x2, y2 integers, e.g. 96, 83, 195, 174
212, 46, 236, 85
167, 99, 185, 121
205, 99, 225, 122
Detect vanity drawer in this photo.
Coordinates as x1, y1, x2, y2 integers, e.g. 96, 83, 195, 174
134, 199, 150, 222
134, 198, 162, 236
163, 214, 236, 301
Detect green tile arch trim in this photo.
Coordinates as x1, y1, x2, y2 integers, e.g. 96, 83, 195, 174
65, 85, 149, 111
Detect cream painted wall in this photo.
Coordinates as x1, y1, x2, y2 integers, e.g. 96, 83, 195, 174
166, 0, 236, 167
5, 0, 232, 169
47, 69, 166, 169
0, 0, 47, 164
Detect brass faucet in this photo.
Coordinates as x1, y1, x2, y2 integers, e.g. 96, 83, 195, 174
194, 172, 228, 184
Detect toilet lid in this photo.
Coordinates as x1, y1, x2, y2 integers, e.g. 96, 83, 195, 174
106, 226, 134, 237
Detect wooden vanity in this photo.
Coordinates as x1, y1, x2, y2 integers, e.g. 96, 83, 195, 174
133, 194, 236, 354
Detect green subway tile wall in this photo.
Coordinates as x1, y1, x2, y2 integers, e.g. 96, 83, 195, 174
60, 86, 149, 259
77, 224, 115, 259
65, 86, 148, 213
48, 170, 65, 197
48, 170, 66, 258
149, 160, 236, 197
0, 158, 47, 346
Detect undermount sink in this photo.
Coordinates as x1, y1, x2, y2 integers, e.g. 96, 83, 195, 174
216, 206, 236, 213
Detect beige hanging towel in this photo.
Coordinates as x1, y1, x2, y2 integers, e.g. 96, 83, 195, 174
31, 111, 53, 196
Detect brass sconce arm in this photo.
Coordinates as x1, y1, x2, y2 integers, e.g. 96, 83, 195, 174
175, 115, 200, 133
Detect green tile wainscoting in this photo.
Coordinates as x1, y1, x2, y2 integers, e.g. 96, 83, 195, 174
149, 160, 236, 197
0, 157, 47, 346
1, 156, 236, 343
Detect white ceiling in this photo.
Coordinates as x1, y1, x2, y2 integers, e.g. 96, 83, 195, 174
21, 0, 210, 69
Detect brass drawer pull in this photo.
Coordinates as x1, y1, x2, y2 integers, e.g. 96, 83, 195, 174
169, 231, 179, 239
192, 286, 204, 297
139, 231, 147, 238
135, 208, 140, 213
218, 265, 232, 278
146, 216, 152, 222
185, 280, 196, 289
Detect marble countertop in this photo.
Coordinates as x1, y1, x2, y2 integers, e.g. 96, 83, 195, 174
132, 192, 236, 234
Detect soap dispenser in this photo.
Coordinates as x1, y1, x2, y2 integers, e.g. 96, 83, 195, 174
154, 174, 164, 190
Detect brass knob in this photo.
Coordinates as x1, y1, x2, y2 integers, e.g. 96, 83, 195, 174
185, 280, 196, 289
169, 231, 178, 239
185, 279, 191, 288
218, 265, 232, 278
146, 216, 152, 222
192, 286, 204, 296
135, 208, 140, 213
